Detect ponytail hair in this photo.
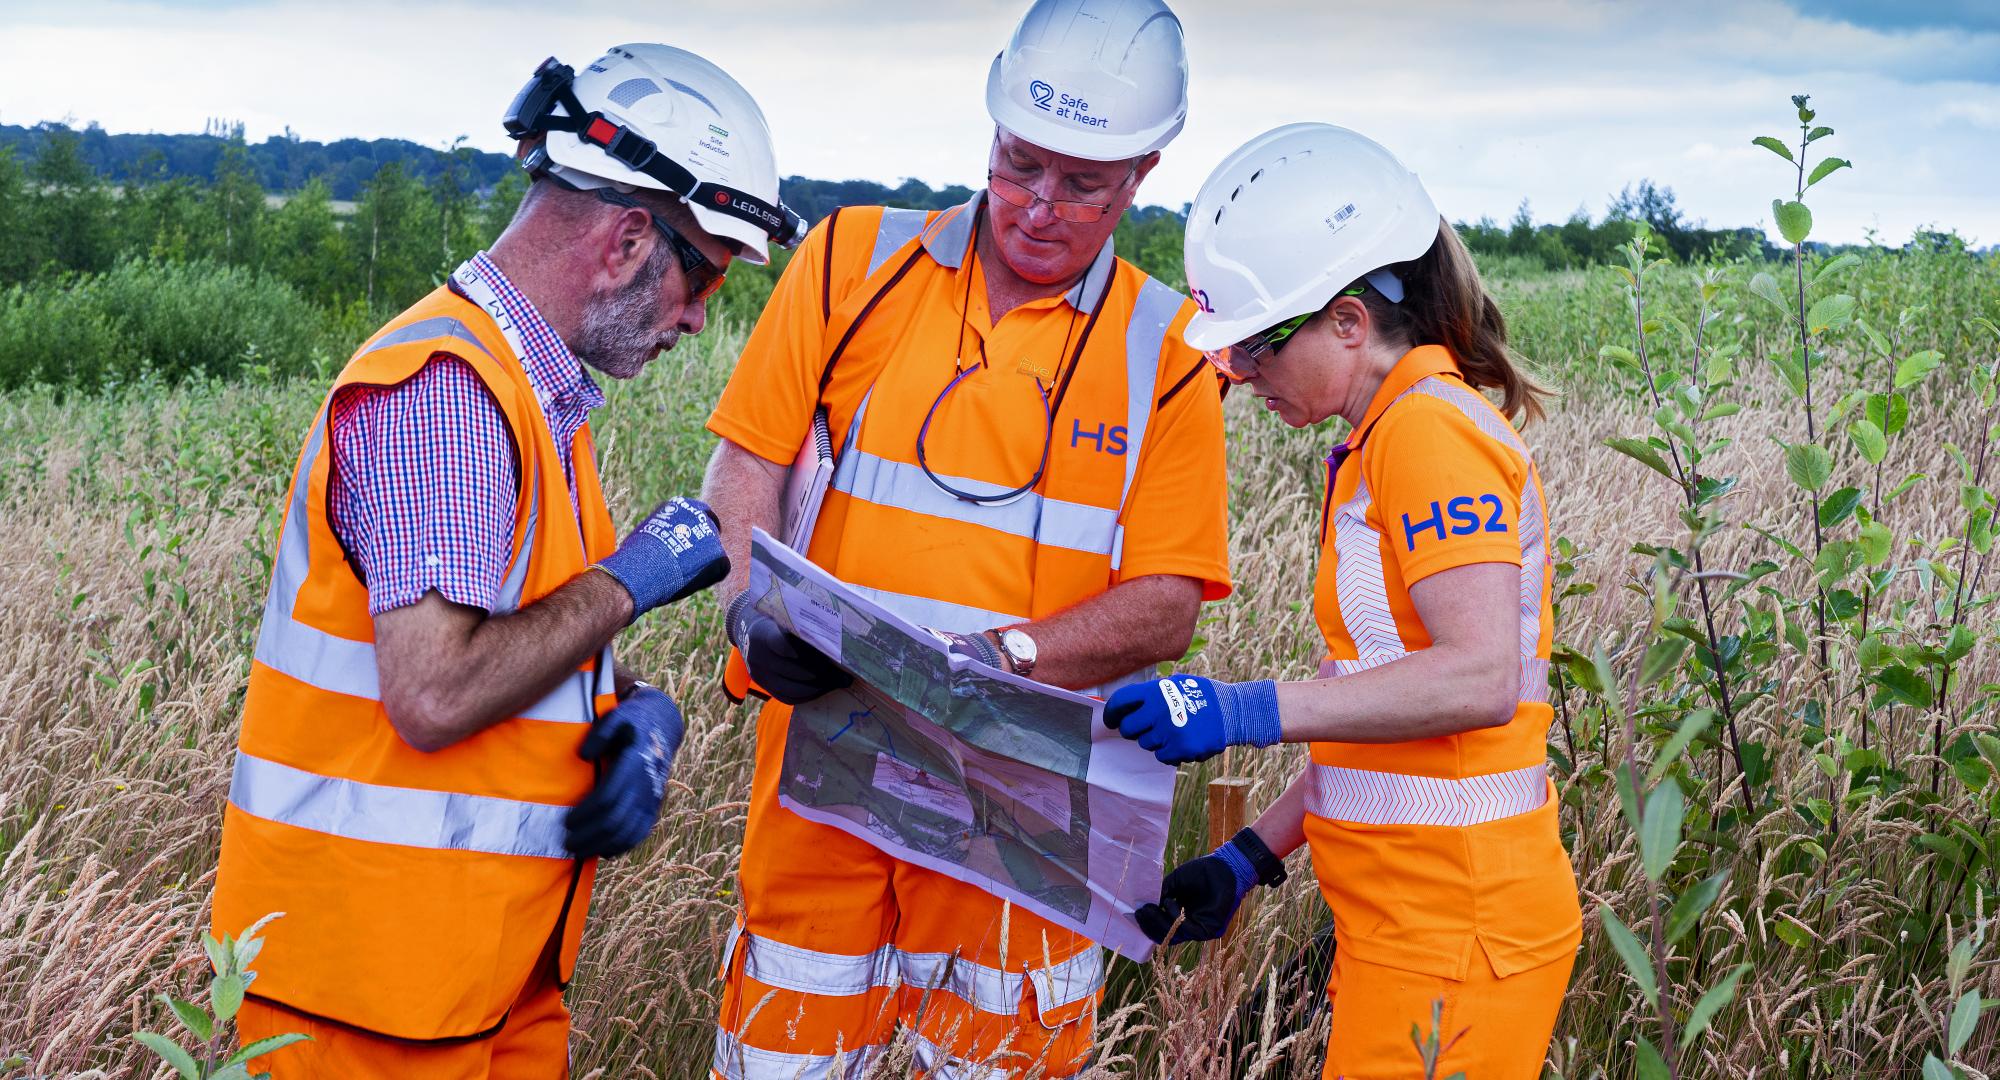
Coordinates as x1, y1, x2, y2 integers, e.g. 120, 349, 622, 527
1354, 219, 1552, 425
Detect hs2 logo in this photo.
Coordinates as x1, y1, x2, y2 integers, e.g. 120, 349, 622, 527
1069, 420, 1127, 456
1401, 494, 1506, 550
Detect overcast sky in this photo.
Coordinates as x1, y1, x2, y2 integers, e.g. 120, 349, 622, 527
2, 0, 1996, 245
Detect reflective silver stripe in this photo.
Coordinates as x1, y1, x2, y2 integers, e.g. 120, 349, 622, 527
831, 446, 1121, 555
227, 749, 573, 858
735, 932, 898, 997
906, 1032, 1013, 1080
1408, 378, 1549, 665
1319, 656, 1551, 704
1026, 945, 1104, 1011
254, 612, 596, 725
1304, 761, 1549, 827
917, 200, 976, 270
1109, 277, 1178, 570
719, 932, 1101, 1017
847, 584, 1024, 637
249, 320, 600, 726
357, 315, 497, 362
869, 208, 930, 278
711, 1028, 883, 1080
1324, 376, 1555, 707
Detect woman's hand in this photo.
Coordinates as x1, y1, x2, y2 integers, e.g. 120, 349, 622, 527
1103, 675, 1281, 764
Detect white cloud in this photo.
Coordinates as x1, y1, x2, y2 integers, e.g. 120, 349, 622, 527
0, 0, 1995, 244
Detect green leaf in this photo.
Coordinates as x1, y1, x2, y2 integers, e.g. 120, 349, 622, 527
1768, 347, 1808, 399
1849, 420, 1888, 465
1872, 665, 1933, 709
1598, 904, 1659, 1008
1868, 392, 1911, 438
212, 972, 246, 1026
1807, 293, 1856, 334
1922, 1054, 1958, 1080
1605, 437, 1677, 482
133, 1033, 201, 1080
1785, 442, 1835, 491
1649, 710, 1717, 786
1666, 869, 1729, 945
1858, 521, 1893, 565
1752, 135, 1796, 163
163, 995, 211, 1042
1748, 271, 1787, 311
1812, 253, 1861, 287
1640, 637, 1689, 688
1680, 963, 1752, 1050
1949, 989, 1981, 1054
1942, 624, 1976, 664
202, 932, 229, 976
1599, 344, 1643, 375
221, 1033, 314, 1070
1702, 401, 1742, 422
1807, 125, 1835, 142
1818, 487, 1863, 528
1636, 1036, 1671, 1080
1774, 920, 1811, 949
1639, 781, 1685, 882
1896, 350, 1944, 389
1775, 199, 1813, 245
1807, 157, 1853, 188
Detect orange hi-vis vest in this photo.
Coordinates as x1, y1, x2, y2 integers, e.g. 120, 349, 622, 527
1303, 345, 1580, 983
721, 196, 1226, 701
212, 286, 619, 1041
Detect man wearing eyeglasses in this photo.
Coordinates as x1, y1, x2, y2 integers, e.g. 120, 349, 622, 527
699, 1, 1229, 1075
213, 45, 802, 1077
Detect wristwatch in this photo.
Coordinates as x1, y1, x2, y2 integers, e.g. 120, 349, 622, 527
996, 627, 1038, 677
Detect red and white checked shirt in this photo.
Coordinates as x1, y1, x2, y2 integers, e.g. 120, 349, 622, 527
328, 252, 606, 616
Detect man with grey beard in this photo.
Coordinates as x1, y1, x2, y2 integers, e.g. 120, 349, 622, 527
214, 44, 806, 1075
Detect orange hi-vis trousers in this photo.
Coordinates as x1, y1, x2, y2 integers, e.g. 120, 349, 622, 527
236, 950, 570, 1079
1320, 945, 1573, 1079
713, 767, 1103, 1078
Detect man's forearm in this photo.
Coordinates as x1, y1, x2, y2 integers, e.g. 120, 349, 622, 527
376, 571, 633, 751
703, 439, 787, 603
1006, 574, 1202, 691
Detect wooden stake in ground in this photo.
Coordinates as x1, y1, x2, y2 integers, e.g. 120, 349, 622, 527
1206, 776, 1253, 951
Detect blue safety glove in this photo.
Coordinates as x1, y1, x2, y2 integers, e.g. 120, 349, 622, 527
563, 684, 682, 859
726, 593, 853, 705
1103, 674, 1282, 765
594, 497, 729, 622
1135, 828, 1288, 945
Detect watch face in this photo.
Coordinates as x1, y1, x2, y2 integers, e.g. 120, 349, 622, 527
1001, 628, 1037, 664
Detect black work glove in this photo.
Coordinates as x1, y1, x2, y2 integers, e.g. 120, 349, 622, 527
1135, 827, 1288, 945
563, 685, 680, 859
727, 593, 852, 705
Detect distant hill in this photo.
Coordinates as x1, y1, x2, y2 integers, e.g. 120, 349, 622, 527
0, 122, 1184, 224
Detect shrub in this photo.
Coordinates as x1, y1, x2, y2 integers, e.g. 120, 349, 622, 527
0, 258, 329, 391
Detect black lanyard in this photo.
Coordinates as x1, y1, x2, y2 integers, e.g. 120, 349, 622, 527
915, 208, 1094, 505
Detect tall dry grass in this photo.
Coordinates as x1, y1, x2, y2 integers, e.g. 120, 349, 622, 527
1, 250, 1997, 1078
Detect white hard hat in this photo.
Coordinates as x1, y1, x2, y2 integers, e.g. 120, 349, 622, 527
503, 45, 805, 264
1182, 123, 1441, 351
985, 0, 1190, 162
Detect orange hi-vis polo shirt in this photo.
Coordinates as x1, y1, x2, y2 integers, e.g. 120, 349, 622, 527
709, 195, 1231, 655
1301, 344, 1580, 982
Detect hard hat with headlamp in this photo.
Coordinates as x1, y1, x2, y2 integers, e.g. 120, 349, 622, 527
503, 44, 806, 265
984, 0, 1190, 162
1182, 123, 1441, 359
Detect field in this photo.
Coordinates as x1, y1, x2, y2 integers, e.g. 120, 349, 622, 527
2, 243, 1998, 1079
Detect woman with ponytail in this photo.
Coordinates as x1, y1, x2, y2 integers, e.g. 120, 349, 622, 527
1106, 124, 1574, 1077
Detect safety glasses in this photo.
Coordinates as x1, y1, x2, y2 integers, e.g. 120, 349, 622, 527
1202, 310, 1315, 384
593, 188, 728, 303
986, 171, 1125, 225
